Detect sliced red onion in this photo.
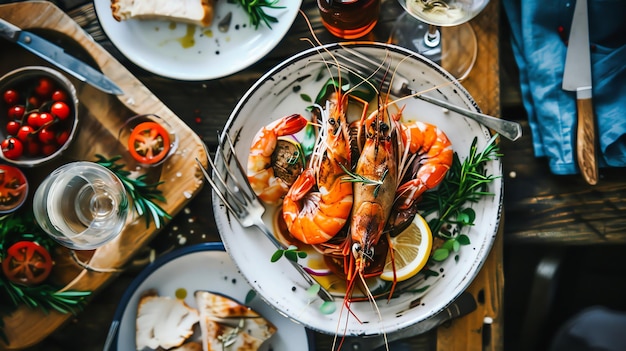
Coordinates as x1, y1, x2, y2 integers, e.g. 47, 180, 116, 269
303, 266, 332, 276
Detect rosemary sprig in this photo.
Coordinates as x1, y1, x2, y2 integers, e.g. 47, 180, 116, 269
340, 164, 388, 198
0, 212, 91, 344
420, 135, 502, 237
0, 276, 91, 315
235, 0, 284, 29
94, 154, 171, 229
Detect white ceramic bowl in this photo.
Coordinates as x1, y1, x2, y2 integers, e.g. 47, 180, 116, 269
214, 42, 503, 337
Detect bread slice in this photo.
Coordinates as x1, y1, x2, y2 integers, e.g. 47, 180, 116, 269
194, 291, 277, 351
135, 290, 200, 350
111, 0, 215, 27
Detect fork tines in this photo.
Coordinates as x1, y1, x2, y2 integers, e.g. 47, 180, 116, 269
195, 133, 254, 218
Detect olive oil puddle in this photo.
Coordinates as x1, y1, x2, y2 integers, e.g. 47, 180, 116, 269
156, 11, 234, 50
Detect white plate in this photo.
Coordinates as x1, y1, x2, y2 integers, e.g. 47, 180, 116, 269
111, 242, 313, 350
214, 42, 504, 337
94, 0, 301, 80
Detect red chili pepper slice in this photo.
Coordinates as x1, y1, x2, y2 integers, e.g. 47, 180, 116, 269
127, 121, 171, 164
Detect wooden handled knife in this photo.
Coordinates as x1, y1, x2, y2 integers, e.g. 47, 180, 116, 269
562, 0, 598, 185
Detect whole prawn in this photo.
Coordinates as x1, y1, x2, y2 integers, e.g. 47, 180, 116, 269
282, 93, 353, 244
346, 102, 399, 284
387, 118, 454, 231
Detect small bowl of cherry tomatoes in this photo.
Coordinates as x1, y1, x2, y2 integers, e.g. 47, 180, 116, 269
0, 66, 78, 167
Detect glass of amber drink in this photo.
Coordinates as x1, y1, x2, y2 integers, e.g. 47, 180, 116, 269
317, 0, 381, 39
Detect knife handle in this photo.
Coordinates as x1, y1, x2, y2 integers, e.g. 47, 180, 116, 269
575, 88, 598, 185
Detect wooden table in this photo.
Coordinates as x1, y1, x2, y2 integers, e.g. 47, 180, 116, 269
0, 0, 504, 350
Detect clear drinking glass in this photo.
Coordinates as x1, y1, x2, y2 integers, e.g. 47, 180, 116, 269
392, 0, 490, 80
33, 161, 129, 250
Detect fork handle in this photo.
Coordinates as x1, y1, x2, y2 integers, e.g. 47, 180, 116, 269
413, 90, 523, 141
253, 219, 335, 303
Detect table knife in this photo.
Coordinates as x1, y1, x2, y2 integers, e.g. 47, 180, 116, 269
0, 18, 123, 95
562, 0, 597, 185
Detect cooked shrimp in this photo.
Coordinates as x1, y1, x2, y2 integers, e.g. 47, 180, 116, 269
347, 101, 400, 282
247, 114, 308, 204
395, 120, 453, 210
282, 98, 353, 245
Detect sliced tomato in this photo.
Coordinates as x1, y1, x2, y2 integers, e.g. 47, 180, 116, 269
2, 241, 53, 286
127, 121, 171, 164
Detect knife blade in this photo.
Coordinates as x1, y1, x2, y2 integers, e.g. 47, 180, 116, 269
0, 18, 123, 95
562, 0, 598, 185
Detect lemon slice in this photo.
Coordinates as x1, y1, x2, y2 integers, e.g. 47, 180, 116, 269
380, 214, 433, 282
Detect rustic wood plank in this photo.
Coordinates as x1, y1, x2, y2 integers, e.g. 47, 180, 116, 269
500, 119, 626, 245
0, 2, 207, 349
436, 0, 504, 350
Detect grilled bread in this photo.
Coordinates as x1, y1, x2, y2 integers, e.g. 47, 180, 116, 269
194, 291, 277, 351
111, 0, 215, 27
135, 290, 200, 351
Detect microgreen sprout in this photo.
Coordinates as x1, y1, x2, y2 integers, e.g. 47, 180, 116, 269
271, 245, 307, 263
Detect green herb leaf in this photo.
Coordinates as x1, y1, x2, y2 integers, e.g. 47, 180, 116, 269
300, 94, 312, 103
235, 0, 284, 29
270, 250, 283, 262
95, 154, 171, 229
306, 284, 321, 297
432, 248, 450, 262
284, 250, 298, 262
244, 289, 257, 305
420, 135, 501, 237
457, 234, 471, 245
270, 246, 307, 263
319, 300, 337, 314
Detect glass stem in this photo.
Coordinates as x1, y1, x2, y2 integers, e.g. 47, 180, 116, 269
424, 24, 441, 48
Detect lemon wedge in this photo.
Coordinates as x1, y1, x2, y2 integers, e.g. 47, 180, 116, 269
380, 214, 433, 282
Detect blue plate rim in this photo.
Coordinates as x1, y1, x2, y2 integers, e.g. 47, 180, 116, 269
109, 242, 315, 350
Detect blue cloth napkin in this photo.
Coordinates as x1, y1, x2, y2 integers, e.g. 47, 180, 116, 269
502, 0, 626, 175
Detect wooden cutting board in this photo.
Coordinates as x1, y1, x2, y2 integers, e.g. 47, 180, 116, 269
0, 2, 208, 349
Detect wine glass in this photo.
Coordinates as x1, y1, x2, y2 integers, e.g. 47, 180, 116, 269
33, 161, 129, 251
391, 0, 490, 80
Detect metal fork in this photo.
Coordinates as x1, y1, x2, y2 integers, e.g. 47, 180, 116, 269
195, 134, 334, 303
332, 45, 523, 141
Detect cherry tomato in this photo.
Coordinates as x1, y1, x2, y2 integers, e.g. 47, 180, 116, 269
38, 126, 56, 144
27, 96, 40, 109
6, 120, 21, 135
26, 112, 40, 127
34, 77, 54, 97
3, 89, 19, 105
7, 105, 25, 120
26, 140, 41, 156
1, 137, 23, 159
16, 125, 34, 142
56, 130, 69, 145
38, 112, 54, 127
41, 143, 56, 156
50, 101, 70, 120
128, 121, 171, 164
1, 241, 53, 286
51, 90, 67, 102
